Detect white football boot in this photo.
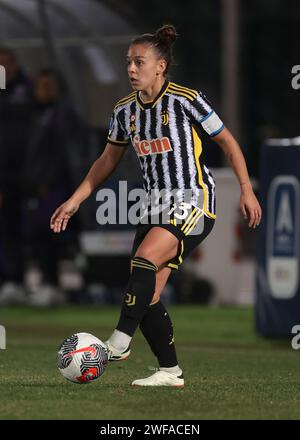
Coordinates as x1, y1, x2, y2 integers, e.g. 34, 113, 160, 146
132, 369, 184, 387
105, 340, 131, 362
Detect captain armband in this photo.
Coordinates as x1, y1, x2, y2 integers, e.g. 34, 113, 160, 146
201, 111, 224, 137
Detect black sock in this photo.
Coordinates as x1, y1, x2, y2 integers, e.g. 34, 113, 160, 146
139, 300, 178, 368
116, 256, 158, 337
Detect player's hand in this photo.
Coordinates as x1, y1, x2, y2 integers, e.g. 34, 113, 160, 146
240, 187, 262, 228
50, 198, 80, 233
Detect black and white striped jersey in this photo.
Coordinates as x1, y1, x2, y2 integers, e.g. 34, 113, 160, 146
107, 80, 224, 219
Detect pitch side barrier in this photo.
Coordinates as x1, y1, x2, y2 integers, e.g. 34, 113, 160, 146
255, 136, 300, 336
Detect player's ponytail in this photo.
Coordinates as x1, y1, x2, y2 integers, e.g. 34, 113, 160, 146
155, 24, 177, 47
131, 24, 178, 76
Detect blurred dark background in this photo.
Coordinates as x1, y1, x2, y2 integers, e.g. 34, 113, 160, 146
0, 0, 299, 307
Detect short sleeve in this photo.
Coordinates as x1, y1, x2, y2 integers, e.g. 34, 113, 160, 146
183, 92, 225, 137
107, 108, 130, 147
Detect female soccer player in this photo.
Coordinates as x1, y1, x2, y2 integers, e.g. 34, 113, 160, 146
50, 25, 262, 387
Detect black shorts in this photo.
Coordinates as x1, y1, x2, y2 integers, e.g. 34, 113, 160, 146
131, 204, 215, 270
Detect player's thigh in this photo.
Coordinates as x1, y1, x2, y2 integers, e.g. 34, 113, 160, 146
134, 226, 179, 267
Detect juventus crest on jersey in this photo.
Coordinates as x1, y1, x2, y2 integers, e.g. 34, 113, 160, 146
107, 81, 224, 219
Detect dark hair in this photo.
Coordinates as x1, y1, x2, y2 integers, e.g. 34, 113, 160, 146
131, 24, 178, 76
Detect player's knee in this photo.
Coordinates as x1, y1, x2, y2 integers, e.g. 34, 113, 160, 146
132, 255, 158, 267
134, 252, 157, 267
130, 255, 158, 273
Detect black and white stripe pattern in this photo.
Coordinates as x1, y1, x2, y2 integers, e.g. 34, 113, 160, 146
57, 334, 79, 369
108, 82, 223, 219
156, 99, 172, 202
79, 344, 108, 381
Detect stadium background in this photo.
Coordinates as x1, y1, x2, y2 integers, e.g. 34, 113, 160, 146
0, 0, 300, 421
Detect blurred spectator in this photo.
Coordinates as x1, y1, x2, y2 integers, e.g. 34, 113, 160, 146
0, 48, 33, 291
21, 68, 88, 294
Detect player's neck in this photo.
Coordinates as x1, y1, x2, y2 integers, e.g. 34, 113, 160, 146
140, 77, 166, 103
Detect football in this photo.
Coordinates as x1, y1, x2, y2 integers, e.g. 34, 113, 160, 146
57, 332, 108, 383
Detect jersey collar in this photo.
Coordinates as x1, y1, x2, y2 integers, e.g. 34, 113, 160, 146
136, 80, 169, 110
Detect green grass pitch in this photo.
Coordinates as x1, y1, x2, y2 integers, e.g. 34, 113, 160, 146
0, 305, 299, 420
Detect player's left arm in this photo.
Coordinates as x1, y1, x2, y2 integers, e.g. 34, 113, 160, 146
212, 127, 262, 228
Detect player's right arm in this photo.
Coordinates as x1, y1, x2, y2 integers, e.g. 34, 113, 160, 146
50, 143, 126, 233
